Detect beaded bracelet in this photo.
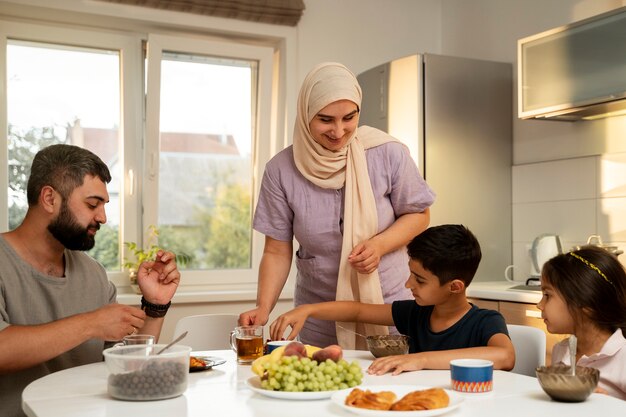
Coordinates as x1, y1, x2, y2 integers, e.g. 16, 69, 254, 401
140, 296, 171, 318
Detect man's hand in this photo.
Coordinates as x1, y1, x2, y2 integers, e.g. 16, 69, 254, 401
89, 303, 146, 341
137, 250, 180, 304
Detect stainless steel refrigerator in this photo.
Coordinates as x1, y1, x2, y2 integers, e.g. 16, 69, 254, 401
358, 53, 512, 281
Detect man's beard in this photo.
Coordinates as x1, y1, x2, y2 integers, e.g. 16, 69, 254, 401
48, 201, 100, 251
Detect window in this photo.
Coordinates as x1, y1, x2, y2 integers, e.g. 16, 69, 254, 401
156, 53, 254, 270
1, 20, 277, 292
7, 40, 122, 270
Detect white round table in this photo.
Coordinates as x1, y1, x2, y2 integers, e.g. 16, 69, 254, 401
22, 350, 626, 416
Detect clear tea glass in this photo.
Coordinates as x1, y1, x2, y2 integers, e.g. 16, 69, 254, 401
115, 334, 155, 346
230, 326, 263, 364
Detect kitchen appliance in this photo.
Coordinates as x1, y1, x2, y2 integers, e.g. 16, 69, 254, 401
508, 234, 562, 292
518, 6, 626, 121
357, 54, 512, 282
529, 234, 563, 278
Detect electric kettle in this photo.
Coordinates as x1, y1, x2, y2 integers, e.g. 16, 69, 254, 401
530, 234, 563, 277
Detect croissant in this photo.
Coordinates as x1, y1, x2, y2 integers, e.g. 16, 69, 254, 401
390, 388, 449, 411
345, 388, 397, 410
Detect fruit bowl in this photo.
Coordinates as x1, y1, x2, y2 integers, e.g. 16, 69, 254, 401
536, 365, 599, 402
366, 334, 410, 358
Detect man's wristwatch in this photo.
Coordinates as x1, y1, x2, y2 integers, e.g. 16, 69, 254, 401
140, 296, 171, 318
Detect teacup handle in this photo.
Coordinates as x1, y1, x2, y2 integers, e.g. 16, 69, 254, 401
229, 330, 237, 352
504, 265, 515, 282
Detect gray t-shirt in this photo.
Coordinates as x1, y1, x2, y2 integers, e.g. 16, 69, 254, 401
0, 235, 117, 417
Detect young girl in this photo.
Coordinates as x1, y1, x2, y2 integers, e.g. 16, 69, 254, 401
538, 246, 626, 400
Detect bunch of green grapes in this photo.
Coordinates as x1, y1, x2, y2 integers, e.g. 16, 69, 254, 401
260, 356, 363, 392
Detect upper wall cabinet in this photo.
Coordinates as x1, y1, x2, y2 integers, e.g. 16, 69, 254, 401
518, 7, 626, 121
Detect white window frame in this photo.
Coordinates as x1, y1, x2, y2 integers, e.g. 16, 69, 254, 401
0, 20, 144, 287
144, 34, 273, 291
0, 2, 296, 299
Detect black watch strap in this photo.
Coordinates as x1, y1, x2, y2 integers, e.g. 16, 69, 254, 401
141, 296, 171, 318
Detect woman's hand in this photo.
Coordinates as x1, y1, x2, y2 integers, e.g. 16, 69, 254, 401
269, 306, 311, 341
348, 240, 382, 274
239, 307, 270, 327
137, 250, 180, 305
367, 353, 426, 375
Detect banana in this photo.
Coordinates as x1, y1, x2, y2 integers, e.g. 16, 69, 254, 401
251, 354, 270, 376
305, 344, 322, 357
251, 343, 323, 377
251, 345, 287, 377
269, 345, 287, 362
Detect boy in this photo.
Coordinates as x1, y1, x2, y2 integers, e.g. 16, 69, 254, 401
269, 224, 515, 375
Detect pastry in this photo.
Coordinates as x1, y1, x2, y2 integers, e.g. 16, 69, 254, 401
345, 388, 397, 410
390, 388, 449, 411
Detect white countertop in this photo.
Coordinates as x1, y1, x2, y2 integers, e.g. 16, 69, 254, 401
467, 281, 542, 304
115, 281, 538, 306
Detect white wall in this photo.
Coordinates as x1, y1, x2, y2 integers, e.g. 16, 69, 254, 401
440, 0, 626, 279
297, 0, 441, 77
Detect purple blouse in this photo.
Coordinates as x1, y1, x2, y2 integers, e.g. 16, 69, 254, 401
253, 141, 435, 346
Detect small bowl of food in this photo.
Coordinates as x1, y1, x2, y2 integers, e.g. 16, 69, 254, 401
366, 335, 410, 358
103, 344, 192, 401
536, 365, 599, 402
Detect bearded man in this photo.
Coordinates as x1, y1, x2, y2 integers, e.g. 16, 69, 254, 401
0, 144, 181, 417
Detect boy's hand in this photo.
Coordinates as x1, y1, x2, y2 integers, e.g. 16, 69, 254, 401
269, 305, 310, 341
367, 353, 425, 375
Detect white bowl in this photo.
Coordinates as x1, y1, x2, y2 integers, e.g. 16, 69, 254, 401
103, 344, 191, 401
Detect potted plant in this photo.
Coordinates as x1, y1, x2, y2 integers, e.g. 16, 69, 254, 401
123, 225, 190, 294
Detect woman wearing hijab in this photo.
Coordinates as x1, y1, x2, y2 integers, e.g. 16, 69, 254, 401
240, 62, 435, 349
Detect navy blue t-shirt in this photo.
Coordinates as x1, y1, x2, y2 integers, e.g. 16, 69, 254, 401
391, 300, 508, 353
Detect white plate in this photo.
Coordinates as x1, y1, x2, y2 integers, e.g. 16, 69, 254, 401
189, 356, 226, 372
331, 385, 464, 416
246, 376, 341, 400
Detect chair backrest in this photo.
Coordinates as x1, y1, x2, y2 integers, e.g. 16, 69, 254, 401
174, 313, 239, 351
507, 324, 547, 377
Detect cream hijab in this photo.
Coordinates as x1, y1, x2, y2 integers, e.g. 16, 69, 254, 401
293, 62, 397, 349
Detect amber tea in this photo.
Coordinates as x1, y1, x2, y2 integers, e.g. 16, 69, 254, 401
230, 325, 263, 363
235, 336, 263, 361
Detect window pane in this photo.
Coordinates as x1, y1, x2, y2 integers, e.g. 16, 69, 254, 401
7, 41, 122, 270
157, 53, 254, 270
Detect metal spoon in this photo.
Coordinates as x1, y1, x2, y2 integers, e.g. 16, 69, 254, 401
156, 331, 188, 355
568, 335, 577, 375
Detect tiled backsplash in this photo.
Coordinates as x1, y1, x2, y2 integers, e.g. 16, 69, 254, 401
511, 153, 626, 281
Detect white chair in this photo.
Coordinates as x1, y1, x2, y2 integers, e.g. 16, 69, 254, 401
174, 313, 239, 351
507, 324, 547, 377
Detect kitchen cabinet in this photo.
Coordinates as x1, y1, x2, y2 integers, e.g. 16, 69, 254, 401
468, 297, 567, 365
518, 6, 626, 121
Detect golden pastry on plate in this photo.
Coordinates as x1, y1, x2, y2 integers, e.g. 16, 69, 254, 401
345, 388, 397, 410
390, 387, 449, 411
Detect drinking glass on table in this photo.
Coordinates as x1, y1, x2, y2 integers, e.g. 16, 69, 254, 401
115, 334, 155, 346
230, 325, 263, 364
